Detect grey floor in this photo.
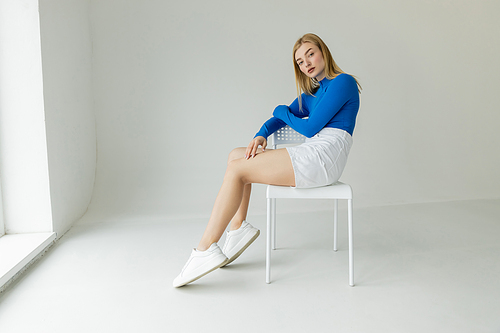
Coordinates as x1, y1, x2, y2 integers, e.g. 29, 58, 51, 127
0, 199, 499, 332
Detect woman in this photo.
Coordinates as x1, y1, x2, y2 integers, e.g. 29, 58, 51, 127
173, 33, 361, 287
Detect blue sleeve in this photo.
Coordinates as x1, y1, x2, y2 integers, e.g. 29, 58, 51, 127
273, 74, 357, 138
288, 97, 309, 117
254, 97, 308, 138
254, 117, 286, 138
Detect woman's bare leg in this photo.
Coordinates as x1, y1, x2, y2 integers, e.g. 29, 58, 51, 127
229, 184, 251, 231
197, 148, 295, 250
226, 148, 252, 231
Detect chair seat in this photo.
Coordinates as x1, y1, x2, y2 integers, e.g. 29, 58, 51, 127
267, 182, 352, 199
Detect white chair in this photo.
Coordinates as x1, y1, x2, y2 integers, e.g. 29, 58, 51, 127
266, 125, 354, 286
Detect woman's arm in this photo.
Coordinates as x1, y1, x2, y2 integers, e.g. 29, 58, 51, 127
253, 96, 308, 139
248, 95, 311, 158
273, 74, 357, 138
287, 97, 309, 117
253, 117, 287, 139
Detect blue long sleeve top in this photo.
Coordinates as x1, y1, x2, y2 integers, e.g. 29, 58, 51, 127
254, 73, 360, 138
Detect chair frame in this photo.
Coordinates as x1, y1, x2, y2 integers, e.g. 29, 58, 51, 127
266, 125, 354, 286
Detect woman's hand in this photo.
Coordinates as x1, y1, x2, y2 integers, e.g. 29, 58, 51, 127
245, 136, 267, 159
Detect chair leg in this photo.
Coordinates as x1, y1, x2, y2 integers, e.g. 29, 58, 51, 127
348, 198, 354, 287
271, 198, 276, 250
333, 199, 338, 252
266, 198, 272, 284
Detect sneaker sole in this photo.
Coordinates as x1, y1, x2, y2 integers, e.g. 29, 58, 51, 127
221, 230, 260, 267
174, 258, 229, 288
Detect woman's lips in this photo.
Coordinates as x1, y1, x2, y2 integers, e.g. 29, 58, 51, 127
308, 67, 315, 74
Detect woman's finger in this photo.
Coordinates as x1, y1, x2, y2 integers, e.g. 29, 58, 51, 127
250, 141, 258, 158
245, 144, 251, 159
245, 140, 255, 159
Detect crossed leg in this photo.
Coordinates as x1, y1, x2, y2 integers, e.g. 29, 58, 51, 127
197, 147, 295, 250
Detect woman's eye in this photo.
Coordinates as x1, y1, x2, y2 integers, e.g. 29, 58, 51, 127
298, 61, 303, 66
308, 53, 313, 57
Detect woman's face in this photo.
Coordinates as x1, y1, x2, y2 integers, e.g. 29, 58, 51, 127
295, 42, 326, 81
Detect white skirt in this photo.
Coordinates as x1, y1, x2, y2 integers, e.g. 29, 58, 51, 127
286, 128, 353, 188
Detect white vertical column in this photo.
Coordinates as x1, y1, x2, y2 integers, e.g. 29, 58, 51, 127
0, 177, 5, 237
0, 0, 53, 234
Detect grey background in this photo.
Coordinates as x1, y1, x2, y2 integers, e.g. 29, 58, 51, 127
5, 0, 495, 231
86, 0, 500, 221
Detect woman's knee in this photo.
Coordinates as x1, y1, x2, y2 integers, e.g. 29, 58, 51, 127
225, 159, 249, 184
227, 147, 246, 165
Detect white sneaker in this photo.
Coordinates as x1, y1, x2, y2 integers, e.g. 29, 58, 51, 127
221, 221, 260, 267
173, 243, 228, 288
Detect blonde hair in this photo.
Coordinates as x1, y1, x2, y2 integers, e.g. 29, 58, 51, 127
293, 33, 361, 111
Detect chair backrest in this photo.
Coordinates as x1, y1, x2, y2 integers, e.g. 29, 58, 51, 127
270, 125, 305, 149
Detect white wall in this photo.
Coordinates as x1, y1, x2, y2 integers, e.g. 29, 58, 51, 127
39, 0, 96, 235
85, 0, 500, 221
0, 0, 53, 233
0, 178, 4, 236
0, 0, 95, 235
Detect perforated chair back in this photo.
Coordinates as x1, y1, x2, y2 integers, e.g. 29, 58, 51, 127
270, 125, 305, 149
